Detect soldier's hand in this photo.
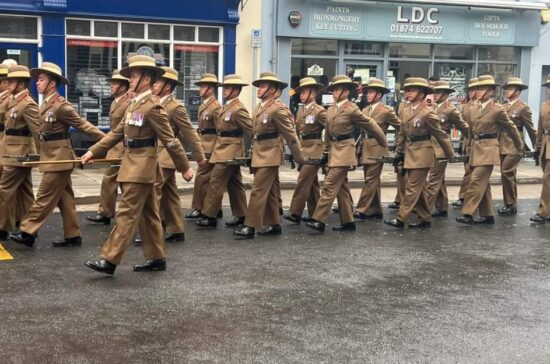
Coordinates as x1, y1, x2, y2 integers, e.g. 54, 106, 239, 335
81, 151, 94, 164
182, 168, 194, 182
197, 159, 208, 167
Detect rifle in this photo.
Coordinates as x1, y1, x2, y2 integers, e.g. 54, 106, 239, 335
437, 155, 469, 164
524, 150, 540, 166
22, 158, 122, 166
377, 154, 406, 176
284, 153, 296, 169
186, 152, 212, 161
3, 154, 40, 162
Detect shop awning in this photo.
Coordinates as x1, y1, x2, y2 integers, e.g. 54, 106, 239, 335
331, 0, 548, 10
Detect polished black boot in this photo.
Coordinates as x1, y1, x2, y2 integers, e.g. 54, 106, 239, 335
332, 222, 356, 231
52, 236, 82, 247
305, 220, 326, 232
354, 211, 383, 220
384, 218, 405, 228
164, 232, 185, 242
0, 230, 7, 240
258, 224, 282, 236
196, 217, 217, 228
185, 209, 203, 219
497, 204, 517, 215
133, 259, 166, 272
452, 198, 464, 208
283, 213, 301, 224
530, 214, 546, 224
431, 210, 448, 218
388, 201, 400, 209
474, 216, 495, 225
133, 237, 142, 246
456, 214, 475, 225
409, 221, 432, 229
225, 216, 245, 227
301, 216, 314, 223
234, 225, 255, 238
85, 214, 111, 224
85, 259, 116, 275
10, 231, 35, 247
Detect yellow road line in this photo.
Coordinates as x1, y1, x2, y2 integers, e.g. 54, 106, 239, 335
0, 243, 14, 260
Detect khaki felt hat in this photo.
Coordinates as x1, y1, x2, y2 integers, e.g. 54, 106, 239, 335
432, 80, 455, 94
161, 67, 183, 86
106, 69, 129, 83
219, 74, 249, 87
195, 73, 220, 87
363, 78, 390, 94
30, 62, 69, 85
471, 74, 499, 88
6, 65, 31, 79
403, 77, 433, 94
326, 74, 356, 92
119, 55, 164, 79
295, 77, 324, 93
0, 64, 8, 78
252, 71, 288, 89
502, 77, 528, 91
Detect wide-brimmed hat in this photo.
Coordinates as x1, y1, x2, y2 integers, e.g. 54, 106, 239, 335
30, 62, 69, 85
106, 69, 129, 84
6, 65, 31, 80
542, 74, 550, 87
119, 55, 164, 79
326, 75, 356, 92
195, 73, 220, 87
219, 74, 249, 87
161, 67, 183, 86
252, 72, 288, 89
363, 78, 390, 94
432, 80, 455, 94
295, 77, 324, 93
402, 77, 433, 94
472, 75, 499, 88
502, 77, 528, 91
0, 64, 8, 79
467, 77, 479, 90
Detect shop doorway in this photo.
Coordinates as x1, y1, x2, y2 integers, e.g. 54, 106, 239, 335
0, 43, 39, 97
344, 61, 383, 109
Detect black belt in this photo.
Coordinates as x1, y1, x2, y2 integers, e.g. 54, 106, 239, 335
407, 134, 431, 142
301, 132, 322, 140
217, 130, 242, 137
256, 132, 279, 141
474, 132, 497, 140
0, 124, 4, 132
124, 138, 156, 148
199, 128, 217, 135
40, 132, 70, 141
329, 132, 354, 142
5, 127, 31, 137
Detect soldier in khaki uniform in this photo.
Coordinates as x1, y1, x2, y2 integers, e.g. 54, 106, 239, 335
389, 100, 410, 210
82, 55, 192, 275
456, 75, 523, 225
305, 75, 386, 233
186, 73, 222, 219
423, 81, 469, 217
0, 64, 11, 180
530, 75, 550, 224
498, 77, 537, 215
354, 78, 400, 220
10, 62, 106, 248
86, 70, 131, 225
196, 74, 252, 228
453, 78, 480, 208
283, 77, 327, 224
384, 78, 455, 229
234, 72, 304, 238
0, 66, 39, 239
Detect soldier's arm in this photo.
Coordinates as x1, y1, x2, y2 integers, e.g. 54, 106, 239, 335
316, 107, 327, 128
22, 101, 41, 148
234, 107, 253, 135
383, 108, 401, 132
89, 120, 125, 157
272, 108, 304, 162
350, 107, 387, 148
172, 104, 205, 162
58, 103, 106, 139
496, 108, 523, 151
536, 110, 543, 151
520, 105, 537, 147
149, 105, 190, 172
449, 108, 469, 134
395, 123, 406, 153
426, 111, 455, 158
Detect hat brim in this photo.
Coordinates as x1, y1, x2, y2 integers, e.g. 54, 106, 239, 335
403, 85, 433, 94
326, 81, 356, 92
363, 85, 390, 94
502, 83, 528, 90
252, 79, 288, 89
164, 77, 184, 86
106, 77, 129, 83
30, 68, 70, 85
219, 82, 249, 87
295, 83, 324, 93
433, 87, 455, 94
119, 65, 164, 79
195, 81, 220, 87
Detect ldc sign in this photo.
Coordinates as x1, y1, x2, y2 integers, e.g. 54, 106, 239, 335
397, 6, 439, 24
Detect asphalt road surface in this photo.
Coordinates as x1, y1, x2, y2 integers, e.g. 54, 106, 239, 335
1, 200, 549, 363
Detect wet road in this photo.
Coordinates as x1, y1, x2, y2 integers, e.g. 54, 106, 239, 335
1, 200, 549, 363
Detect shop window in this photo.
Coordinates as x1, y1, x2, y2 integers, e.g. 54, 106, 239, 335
122, 22, 145, 38
343, 41, 383, 57
0, 48, 32, 67
478, 46, 517, 62
291, 58, 336, 109
0, 15, 37, 39
66, 19, 91, 36
173, 44, 219, 122
291, 38, 338, 56
198, 27, 219, 42
174, 26, 195, 41
389, 43, 430, 59
122, 41, 170, 66
94, 21, 118, 38
388, 60, 431, 102
66, 39, 118, 128
148, 24, 170, 40
434, 62, 474, 104
434, 45, 474, 61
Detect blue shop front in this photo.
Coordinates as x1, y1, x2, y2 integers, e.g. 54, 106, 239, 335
0, 0, 240, 147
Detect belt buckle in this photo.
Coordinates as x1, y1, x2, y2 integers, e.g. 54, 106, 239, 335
39, 133, 45, 141
330, 135, 337, 141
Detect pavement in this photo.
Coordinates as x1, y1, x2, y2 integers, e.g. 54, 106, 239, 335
1, 200, 550, 363
47, 159, 542, 205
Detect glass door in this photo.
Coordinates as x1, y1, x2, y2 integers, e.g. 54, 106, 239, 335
344, 61, 383, 109
0, 43, 39, 97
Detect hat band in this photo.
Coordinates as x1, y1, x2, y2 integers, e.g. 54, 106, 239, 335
163, 74, 179, 81
7, 71, 30, 78
404, 83, 429, 88
258, 76, 282, 83
127, 61, 157, 68
40, 68, 63, 77
198, 78, 218, 83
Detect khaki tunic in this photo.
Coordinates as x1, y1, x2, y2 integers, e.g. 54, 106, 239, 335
500, 100, 536, 155
360, 102, 400, 164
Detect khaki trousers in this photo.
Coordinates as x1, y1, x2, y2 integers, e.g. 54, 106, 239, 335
462, 165, 494, 217
537, 159, 550, 217
97, 165, 119, 218
101, 181, 166, 265
288, 164, 320, 217
312, 167, 354, 224
0, 166, 34, 231
20, 170, 81, 238
191, 162, 215, 210
394, 172, 406, 204
244, 167, 280, 228
396, 168, 431, 222
458, 162, 472, 199
500, 154, 522, 205
356, 162, 384, 215
159, 168, 186, 234
424, 161, 448, 212
202, 164, 247, 218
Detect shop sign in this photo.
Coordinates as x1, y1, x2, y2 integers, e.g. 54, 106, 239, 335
288, 11, 302, 28
251, 29, 262, 48
309, 5, 362, 38
307, 64, 323, 76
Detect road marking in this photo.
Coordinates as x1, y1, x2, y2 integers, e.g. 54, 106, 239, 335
0, 243, 14, 260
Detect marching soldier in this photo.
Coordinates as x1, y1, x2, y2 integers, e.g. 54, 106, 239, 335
234, 72, 304, 238
186, 73, 222, 219
498, 77, 537, 215
82, 55, 192, 275
10, 62, 106, 247
423, 81, 469, 217
456, 75, 523, 225
453, 77, 479, 208
388, 99, 410, 210
305, 75, 386, 233
195, 74, 252, 228
283, 77, 327, 224
0, 64, 11, 179
354, 78, 400, 220
0, 66, 39, 239
531, 75, 550, 224
384, 77, 455, 229
86, 70, 131, 225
